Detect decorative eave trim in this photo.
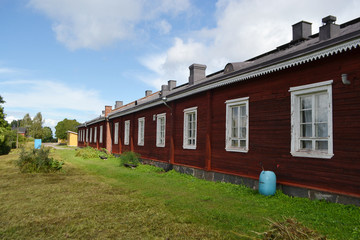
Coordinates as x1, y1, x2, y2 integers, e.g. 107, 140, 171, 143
82, 116, 106, 126
108, 37, 360, 119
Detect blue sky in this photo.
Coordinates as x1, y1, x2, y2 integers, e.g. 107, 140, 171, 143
1, 0, 359, 131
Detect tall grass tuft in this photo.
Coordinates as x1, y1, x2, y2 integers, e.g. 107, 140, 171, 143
119, 151, 140, 167
16, 147, 64, 173
75, 146, 114, 159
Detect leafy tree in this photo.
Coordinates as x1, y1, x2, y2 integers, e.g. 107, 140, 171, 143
21, 113, 32, 136
42, 127, 53, 142
30, 112, 44, 139
10, 119, 22, 128
0, 95, 8, 128
55, 118, 80, 140
0, 95, 11, 155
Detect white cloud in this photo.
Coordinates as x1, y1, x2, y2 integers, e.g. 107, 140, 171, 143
139, 0, 360, 88
0, 68, 15, 74
28, 0, 191, 50
0, 79, 105, 113
44, 118, 58, 128
156, 20, 172, 35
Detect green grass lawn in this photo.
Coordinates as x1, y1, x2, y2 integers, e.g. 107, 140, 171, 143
0, 148, 359, 239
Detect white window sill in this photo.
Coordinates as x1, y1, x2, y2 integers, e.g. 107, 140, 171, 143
291, 151, 334, 159
138, 143, 144, 146
183, 145, 196, 150
156, 144, 165, 148
225, 147, 248, 153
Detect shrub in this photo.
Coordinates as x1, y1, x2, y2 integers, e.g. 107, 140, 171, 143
75, 146, 99, 159
0, 127, 12, 155
16, 147, 64, 173
75, 147, 114, 159
119, 151, 140, 167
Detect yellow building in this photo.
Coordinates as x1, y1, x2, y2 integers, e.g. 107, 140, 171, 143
67, 131, 78, 147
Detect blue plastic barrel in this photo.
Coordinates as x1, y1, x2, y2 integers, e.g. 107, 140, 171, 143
259, 170, 276, 196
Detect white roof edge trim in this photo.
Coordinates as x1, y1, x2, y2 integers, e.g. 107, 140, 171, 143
109, 38, 360, 119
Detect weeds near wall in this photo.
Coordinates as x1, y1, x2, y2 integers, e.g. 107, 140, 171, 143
16, 147, 64, 173
119, 151, 140, 167
75, 146, 114, 159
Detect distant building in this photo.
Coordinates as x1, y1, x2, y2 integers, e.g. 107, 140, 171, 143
12, 127, 27, 136
67, 131, 78, 147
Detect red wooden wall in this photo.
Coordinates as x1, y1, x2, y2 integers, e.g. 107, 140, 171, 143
80, 48, 360, 197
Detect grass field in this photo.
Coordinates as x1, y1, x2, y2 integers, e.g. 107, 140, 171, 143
0, 148, 359, 239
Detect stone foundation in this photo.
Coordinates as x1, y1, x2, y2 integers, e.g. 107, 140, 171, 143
140, 158, 360, 206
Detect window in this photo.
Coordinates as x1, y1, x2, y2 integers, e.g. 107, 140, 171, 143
225, 97, 249, 152
99, 125, 103, 144
138, 117, 145, 146
183, 107, 197, 149
114, 122, 119, 144
86, 128, 89, 142
124, 120, 130, 145
94, 127, 97, 143
89, 128, 93, 143
290, 80, 333, 158
156, 113, 166, 147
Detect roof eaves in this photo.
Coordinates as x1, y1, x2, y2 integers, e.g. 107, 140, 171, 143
107, 30, 360, 119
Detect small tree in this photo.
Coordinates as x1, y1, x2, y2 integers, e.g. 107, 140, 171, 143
30, 112, 44, 139
42, 127, 53, 142
55, 118, 80, 140
0, 95, 11, 155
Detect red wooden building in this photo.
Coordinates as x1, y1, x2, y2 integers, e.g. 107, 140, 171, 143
78, 16, 360, 205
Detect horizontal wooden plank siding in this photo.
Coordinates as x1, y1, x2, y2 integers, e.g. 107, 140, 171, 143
79, 47, 360, 197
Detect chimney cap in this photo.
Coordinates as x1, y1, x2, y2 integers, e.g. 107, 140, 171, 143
322, 15, 337, 25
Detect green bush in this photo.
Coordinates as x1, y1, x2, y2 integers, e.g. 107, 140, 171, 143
119, 151, 140, 167
75, 147, 114, 159
16, 147, 64, 173
0, 127, 12, 155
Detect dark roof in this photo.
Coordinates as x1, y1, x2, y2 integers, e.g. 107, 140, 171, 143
85, 16, 360, 121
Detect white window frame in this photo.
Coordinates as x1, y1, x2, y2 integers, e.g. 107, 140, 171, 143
89, 128, 93, 143
183, 107, 198, 149
225, 97, 249, 153
99, 125, 103, 144
114, 122, 119, 145
156, 113, 166, 147
94, 127, 97, 143
138, 117, 145, 146
86, 128, 89, 142
124, 120, 130, 145
289, 80, 333, 159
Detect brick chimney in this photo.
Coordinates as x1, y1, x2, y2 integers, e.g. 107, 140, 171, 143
292, 21, 312, 41
319, 15, 340, 41
104, 106, 112, 117
189, 64, 206, 85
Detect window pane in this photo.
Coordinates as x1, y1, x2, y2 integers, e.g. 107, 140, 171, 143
231, 140, 238, 147
316, 141, 328, 150
301, 110, 312, 123
300, 124, 312, 137
300, 140, 312, 150
316, 94, 328, 123
240, 105, 246, 116
315, 123, 328, 137
240, 140, 246, 147
232, 127, 238, 138
240, 127, 246, 138
301, 96, 312, 109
